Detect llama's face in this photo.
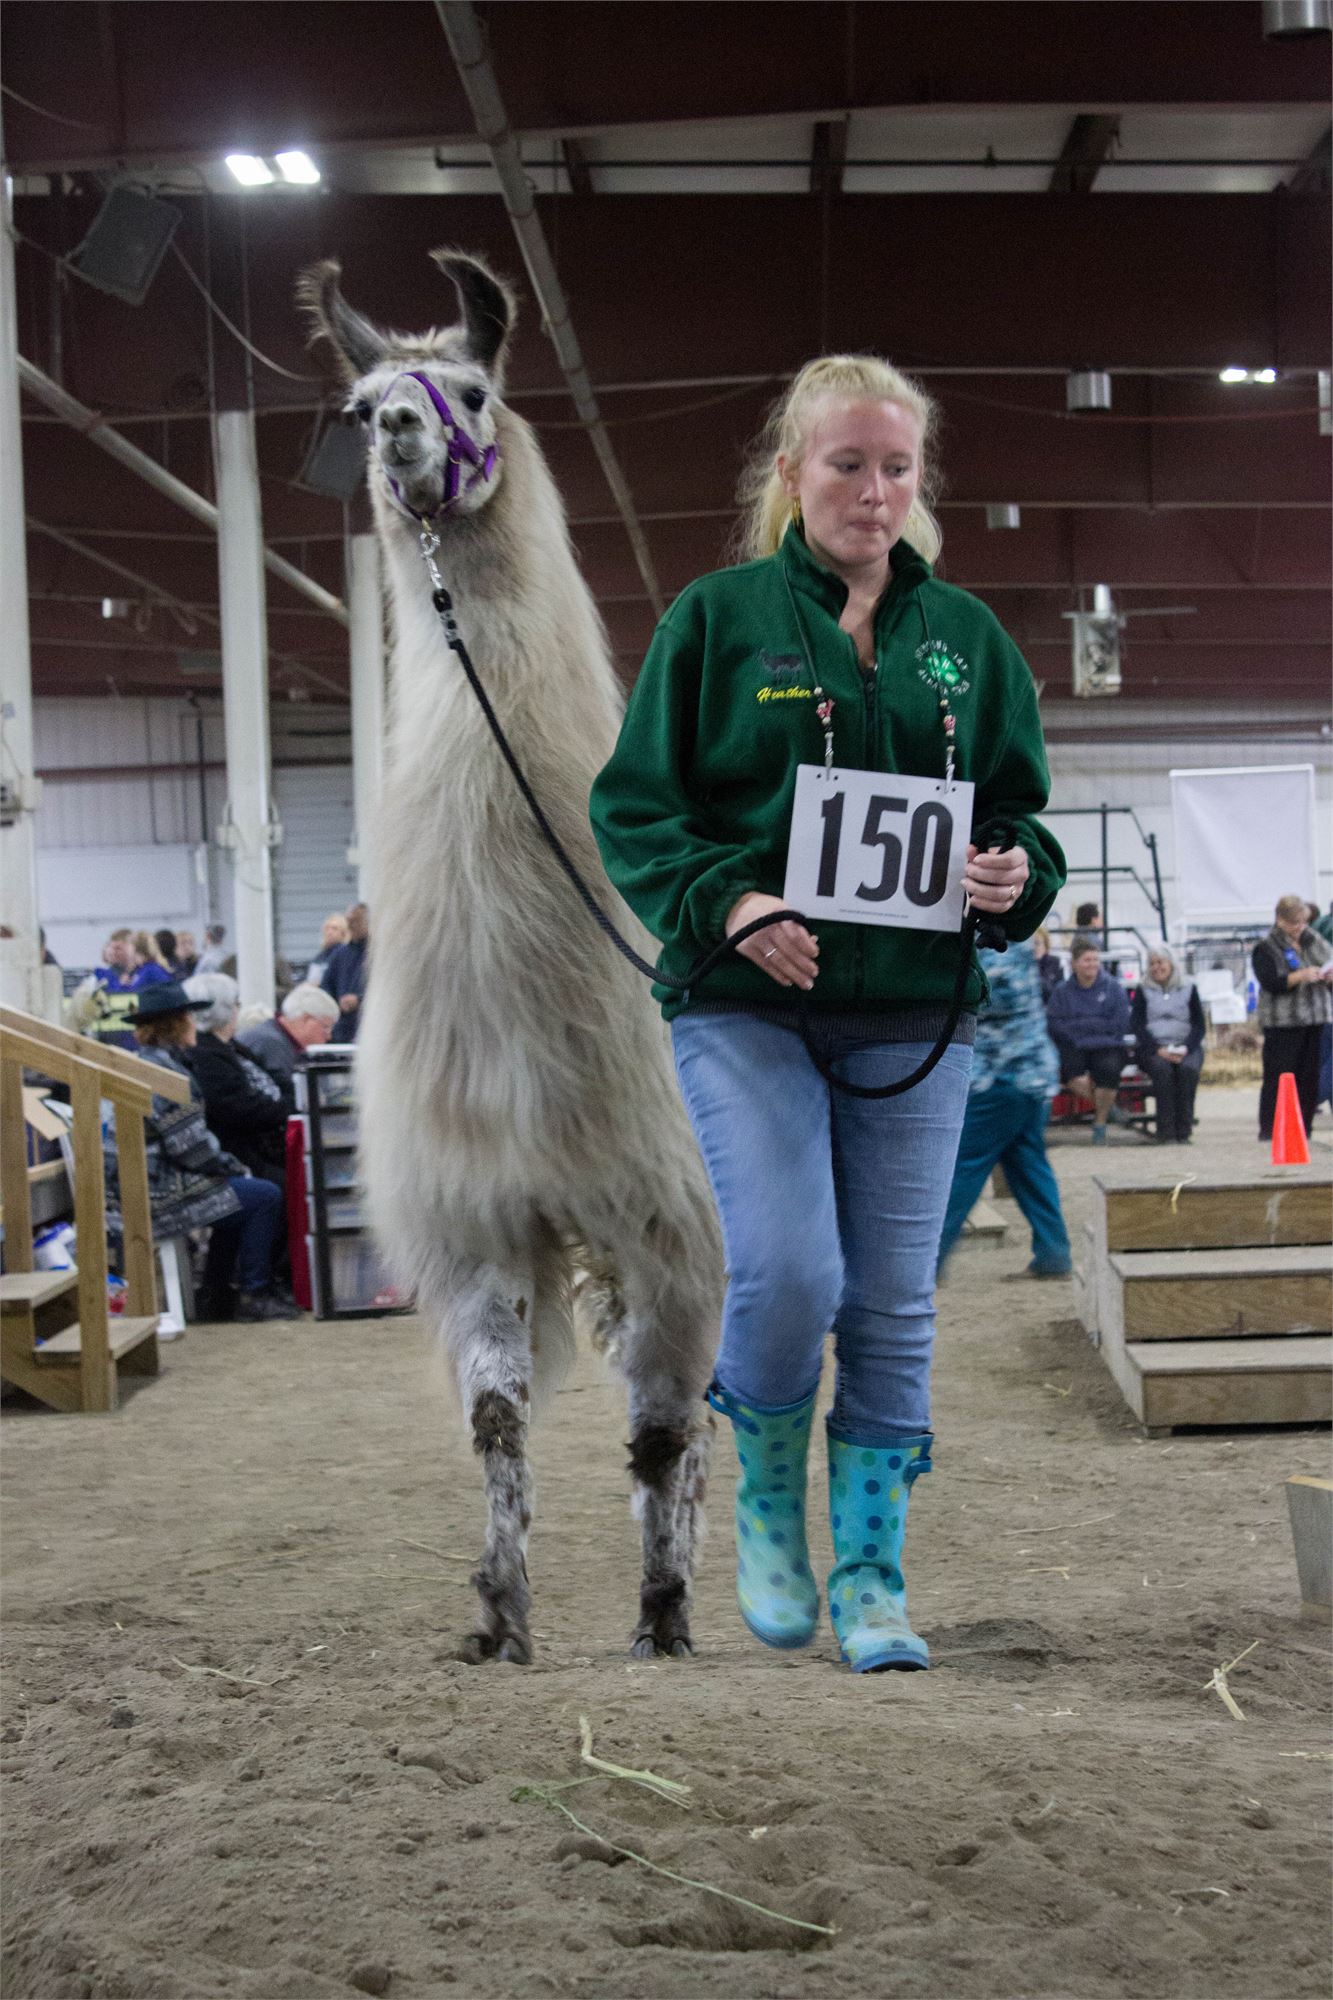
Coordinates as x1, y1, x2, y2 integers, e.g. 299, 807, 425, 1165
346, 353, 502, 522
299, 251, 516, 524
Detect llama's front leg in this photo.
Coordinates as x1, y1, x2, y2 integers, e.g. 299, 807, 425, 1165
625, 1374, 713, 1659
442, 1261, 536, 1665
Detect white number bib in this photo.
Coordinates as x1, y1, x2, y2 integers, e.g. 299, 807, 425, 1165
782, 766, 974, 933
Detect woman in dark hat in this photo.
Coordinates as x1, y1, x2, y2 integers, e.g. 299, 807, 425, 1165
105, 982, 291, 1322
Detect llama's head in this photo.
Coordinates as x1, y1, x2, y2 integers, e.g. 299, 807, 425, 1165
298, 250, 516, 524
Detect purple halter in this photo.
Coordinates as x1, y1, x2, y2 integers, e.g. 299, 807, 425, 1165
376, 369, 499, 522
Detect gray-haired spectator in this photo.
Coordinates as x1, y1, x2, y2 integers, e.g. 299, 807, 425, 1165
239, 982, 339, 1092
184, 972, 290, 1189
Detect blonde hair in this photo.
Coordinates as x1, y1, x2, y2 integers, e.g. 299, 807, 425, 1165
736, 355, 942, 564
132, 928, 168, 967
1276, 894, 1309, 923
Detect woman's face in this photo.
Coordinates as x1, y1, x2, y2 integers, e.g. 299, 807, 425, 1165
782, 397, 923, 580
1073, 948, 1100, 986
1277, 910, 1306, 941
1148, 953, 1172, 985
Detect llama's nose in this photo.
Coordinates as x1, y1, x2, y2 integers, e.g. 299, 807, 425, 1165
378, 402, 423, 438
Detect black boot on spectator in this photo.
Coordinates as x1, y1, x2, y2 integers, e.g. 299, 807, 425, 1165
235, 1288, 291, 1323
195, 1285, 235, 1323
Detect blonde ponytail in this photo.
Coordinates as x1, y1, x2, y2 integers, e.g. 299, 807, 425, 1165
735, 355, 942, 565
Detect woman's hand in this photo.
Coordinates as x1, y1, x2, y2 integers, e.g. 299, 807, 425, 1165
725, 892, 819, 990
963, 841, 1030, 915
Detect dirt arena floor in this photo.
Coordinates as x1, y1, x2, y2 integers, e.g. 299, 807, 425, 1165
4, 1084, 1330, 2000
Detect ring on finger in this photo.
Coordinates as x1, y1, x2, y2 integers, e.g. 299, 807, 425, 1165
763, 946, 778, 959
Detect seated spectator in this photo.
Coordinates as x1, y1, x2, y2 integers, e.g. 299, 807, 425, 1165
154, 928, 179, 972
306, 912, 350, 986
185, 973, 291, 1189
1132, 945, 1206, 1145
1074, 900, 1103, 933
133, 930, 174, 978
172, 929, 200, 978
110, 981, 289, 1322
1046, 935, 1132, 1145
322, 904, 369, 1043
1033, 923, 1063, 1005
196, 924, 228, 975
92, 927, 171, 1049
239, 982, 339, 1090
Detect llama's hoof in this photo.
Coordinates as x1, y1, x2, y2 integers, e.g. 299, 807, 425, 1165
456, 1627, 533, 1666
629, 1629, 695, 1661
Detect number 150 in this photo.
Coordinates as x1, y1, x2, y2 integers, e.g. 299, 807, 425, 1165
817, 793, 953, 906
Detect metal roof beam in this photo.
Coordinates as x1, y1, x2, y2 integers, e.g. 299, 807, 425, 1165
810, 120, 847, 197
16, 357, 349, 628
1049, 114, 1122, 195
432, 0, 664, 617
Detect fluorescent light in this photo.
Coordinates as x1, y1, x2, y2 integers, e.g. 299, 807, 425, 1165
1251, 367, 1278, 384
1218, 367, 1249, 383
225, 154, 274, 186
276, 150, 320, 185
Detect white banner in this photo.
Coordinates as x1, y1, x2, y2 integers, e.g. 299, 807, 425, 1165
1170, 764, 1317, 924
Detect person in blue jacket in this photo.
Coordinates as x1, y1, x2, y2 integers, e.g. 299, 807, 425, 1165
938, 938, 1071, 1277
1045, 934, 1131, 1144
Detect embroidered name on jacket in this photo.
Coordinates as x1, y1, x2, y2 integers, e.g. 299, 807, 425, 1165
756, 685, 813, 704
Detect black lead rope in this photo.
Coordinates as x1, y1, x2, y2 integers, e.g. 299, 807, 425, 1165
430, 581, 1013, 1101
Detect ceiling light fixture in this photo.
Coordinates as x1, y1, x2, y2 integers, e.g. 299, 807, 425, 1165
1218, 367, 1249, 383
985, 504, 1021, 530
1261, 0, 1331, 37
225, 154, 274, 186
1251, 368, 1278, 384
275, 151, 321, 185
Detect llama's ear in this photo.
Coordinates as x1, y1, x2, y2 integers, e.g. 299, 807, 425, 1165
295, 259, 387, 383
430, 250, 515, 374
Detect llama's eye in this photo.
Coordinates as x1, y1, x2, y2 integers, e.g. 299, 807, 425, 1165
353, 399, 372, 424
462, 386, 487, 414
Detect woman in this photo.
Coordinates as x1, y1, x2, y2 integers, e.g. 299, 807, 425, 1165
1131, 944, 1206, 1144
1033, 923, 1063, 1005
937, 938, 1071, 1278
1045, 935, 1131, 1144
591, 355, 1064, 1673
107, 982, 289, 1321
1252, 894, 1333, 1143
184, 973, 292, 1190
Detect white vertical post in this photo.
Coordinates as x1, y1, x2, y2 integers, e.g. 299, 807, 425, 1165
0, 162, 44, 1015
212, 408, 276, 1007
346, 532, 385, 903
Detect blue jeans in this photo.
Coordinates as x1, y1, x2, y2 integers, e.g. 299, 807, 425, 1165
671, 1014, 972, 1440
204, 1175, 284, 1294
937, 1082, 1071, 1275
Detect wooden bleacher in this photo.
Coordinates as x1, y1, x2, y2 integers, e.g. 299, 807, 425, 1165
0, 1005, 191, 1413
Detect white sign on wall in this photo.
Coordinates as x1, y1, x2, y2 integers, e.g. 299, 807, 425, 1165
1170, 764, 1317, 924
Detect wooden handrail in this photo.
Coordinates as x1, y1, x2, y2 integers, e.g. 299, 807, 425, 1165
0, 1006, 190, 1107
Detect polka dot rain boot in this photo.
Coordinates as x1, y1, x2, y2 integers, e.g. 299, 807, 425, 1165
826, 1426, 933, 1672
705, 1381, 819, 1649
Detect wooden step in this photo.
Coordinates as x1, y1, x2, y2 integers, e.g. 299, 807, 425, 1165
1125, 1336, 1332, 1429
1108, 1245, 1332, 1342
962, 1198, 1009, 1244
1097, 1171, 1330, 1254
1, 1268, 78, 1312
35, 1316, 158, 1364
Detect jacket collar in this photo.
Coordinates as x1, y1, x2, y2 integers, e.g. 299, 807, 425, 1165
778, 520, 931, 630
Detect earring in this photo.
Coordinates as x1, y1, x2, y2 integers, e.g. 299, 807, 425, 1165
790, 498, 802, 528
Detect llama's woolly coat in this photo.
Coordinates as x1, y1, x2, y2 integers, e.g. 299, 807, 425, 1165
356, 403, 722, 1397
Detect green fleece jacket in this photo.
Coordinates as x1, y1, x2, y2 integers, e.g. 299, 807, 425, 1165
590, 525, 1065, 1022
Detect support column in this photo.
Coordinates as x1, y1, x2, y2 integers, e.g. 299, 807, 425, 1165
346, 532, 385, 903
0, 157, 44, 1015
212, 408, 276, 1007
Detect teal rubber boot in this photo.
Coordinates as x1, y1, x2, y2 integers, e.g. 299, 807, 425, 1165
827, 1426, 933, 1672
706, 1382, 819, 1648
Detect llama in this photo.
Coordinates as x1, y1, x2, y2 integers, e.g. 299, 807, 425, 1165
299, 251, 724, 1664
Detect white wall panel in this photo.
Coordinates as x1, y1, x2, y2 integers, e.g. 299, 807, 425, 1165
272, 764, 357, 973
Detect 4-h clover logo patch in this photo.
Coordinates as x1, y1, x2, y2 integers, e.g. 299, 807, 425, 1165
914, 642, 971, 696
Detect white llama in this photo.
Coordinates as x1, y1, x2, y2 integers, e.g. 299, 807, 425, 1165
299, 251, 723, 1663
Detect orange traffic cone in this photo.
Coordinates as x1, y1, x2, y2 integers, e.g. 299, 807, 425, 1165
1271, 1072, 1311, 1167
